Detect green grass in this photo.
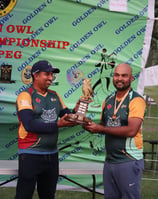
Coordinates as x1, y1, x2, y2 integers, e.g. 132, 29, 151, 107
0, 177, 158, 199
0, 188, 104, 199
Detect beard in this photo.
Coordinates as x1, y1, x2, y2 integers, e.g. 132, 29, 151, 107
114, 81, 131, 91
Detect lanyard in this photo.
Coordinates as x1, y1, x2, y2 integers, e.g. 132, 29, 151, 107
112, 89, 130, 120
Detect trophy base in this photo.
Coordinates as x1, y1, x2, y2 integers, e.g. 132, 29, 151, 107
65, 113, 91, 124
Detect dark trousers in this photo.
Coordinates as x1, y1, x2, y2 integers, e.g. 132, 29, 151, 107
15, 153, 59, 199
103, 160, 144, 199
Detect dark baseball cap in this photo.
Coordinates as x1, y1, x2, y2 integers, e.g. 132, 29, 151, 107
31, 60, 60, 75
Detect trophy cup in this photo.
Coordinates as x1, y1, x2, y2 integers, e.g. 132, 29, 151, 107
66, 78, 93, 124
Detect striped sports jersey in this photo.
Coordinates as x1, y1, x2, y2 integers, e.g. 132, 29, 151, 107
101, 89, 146, 163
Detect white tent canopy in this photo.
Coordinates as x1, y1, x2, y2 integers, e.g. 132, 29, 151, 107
144, 65, 158, 104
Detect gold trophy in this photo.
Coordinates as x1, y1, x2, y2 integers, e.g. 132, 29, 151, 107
66, 78, 93, 124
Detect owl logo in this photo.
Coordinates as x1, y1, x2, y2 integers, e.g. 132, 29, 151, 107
0, 0, 17, 17
41, 108, 57, 122
67, 69, 83, 86
107, 115, 121, 127
21, 66, 32, 85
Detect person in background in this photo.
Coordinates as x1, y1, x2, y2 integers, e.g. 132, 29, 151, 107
83, 63, 146, 199
15, 60, 78, 199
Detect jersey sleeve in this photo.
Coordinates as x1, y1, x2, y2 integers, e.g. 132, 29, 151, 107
16, 92, 32, 111
129, 97, 146, 119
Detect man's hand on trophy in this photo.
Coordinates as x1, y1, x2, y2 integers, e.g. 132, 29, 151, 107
82, 122, 100, 134
57, 114, 79, 127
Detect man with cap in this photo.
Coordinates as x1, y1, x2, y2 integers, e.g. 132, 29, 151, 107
15, 60, 78, 199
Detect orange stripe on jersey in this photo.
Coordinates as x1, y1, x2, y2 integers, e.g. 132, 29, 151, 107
134, 129, 143, 150
17, 92, 33, 111
129, 97, 146, 119
18, 123, 28, 139
129, 97, 145, 150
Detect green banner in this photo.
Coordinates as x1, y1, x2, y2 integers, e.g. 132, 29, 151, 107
0, 0, 154, 188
